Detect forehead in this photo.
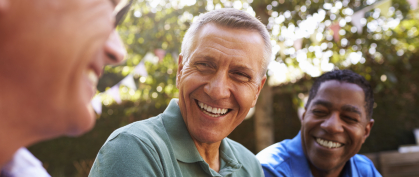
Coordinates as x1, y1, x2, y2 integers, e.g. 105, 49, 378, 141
191, 23, 265, 68
312, 81, 366, 113
197, 23, 264, 49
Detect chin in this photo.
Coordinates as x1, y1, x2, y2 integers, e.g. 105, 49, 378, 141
193, 130, 225, 144
65, 106, 96, 137
311, 158, 343, 172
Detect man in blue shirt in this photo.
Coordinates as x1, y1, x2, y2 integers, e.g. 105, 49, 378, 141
257, 70, 381, 177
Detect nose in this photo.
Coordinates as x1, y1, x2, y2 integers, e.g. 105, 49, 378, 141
204, 72, 231, 100
320, 112, 344, 134
104, 30, 126, 65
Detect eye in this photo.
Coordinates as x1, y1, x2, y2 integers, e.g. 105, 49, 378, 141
195, 62, 215, 72
342, 115, 358, 122
312, 109, 328, 117
231, 72, 251, 82
198, 63, 209, 67
196, 62, 209, 68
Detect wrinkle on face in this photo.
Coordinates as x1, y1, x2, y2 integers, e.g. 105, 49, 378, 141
176, 23, 266, 145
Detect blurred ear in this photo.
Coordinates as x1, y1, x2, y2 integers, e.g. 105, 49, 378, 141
0, 0, 10, 13
300, 111, 306, 122
362, 119, 375, 143
176, 54, 184, 89
251, 76, 267, 107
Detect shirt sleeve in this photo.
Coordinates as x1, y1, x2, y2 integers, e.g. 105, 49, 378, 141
355, 154, 382, 177
261, 165, 275, 177
88, 132, 164, 177
261, 163, 289, 177
368, 158, 382, 177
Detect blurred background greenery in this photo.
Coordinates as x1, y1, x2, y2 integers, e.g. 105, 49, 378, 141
28, 0, 419, 176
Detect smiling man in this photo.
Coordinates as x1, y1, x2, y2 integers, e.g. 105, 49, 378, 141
89, 8, 271, 177
0, 0, 131, 175
257, 70, 381, 177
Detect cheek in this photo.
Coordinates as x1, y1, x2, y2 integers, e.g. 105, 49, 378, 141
231, 84, 258, 112
347, 126, 367, 145
178, 68, 203, 91
178, 68, 206, 111
302, 116, 322, 132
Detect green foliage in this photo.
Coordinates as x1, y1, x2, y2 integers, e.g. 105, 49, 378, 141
29, 0, 419, 175
261, 0, 417, 85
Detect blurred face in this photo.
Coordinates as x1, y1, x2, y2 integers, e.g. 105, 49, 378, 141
176, 23, 266, 144
301, 81, 374, 175
0, 0, 127, 137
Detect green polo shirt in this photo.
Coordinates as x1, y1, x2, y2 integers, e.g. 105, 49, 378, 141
89, 99, 264, 177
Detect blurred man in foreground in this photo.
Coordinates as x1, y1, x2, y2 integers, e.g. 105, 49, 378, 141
0, 0, 132, 175
257, 70, 381, 177
89, 8, 271, 176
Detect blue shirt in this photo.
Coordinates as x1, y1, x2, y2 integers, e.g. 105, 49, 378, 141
256, 132, 382, 177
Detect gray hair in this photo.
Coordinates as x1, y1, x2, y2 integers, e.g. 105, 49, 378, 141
180, 8, 272, 77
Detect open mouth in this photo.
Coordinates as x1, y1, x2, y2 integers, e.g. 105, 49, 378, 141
86, 69, 98, 87
85, 68, 99, 98
315, 137, 344, 149
195, 100, 231, 118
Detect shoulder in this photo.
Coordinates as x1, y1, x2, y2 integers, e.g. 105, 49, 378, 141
256, 139, 292, 167
256, 140, 293, 177
89, 116, 169, 176
352, 154, 376, 167
352, 154, 382, 177
106, 115, 166, 147
96, 114, 174, 163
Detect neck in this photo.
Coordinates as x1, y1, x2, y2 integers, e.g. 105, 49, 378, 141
0, 120, 37, 168
309, 162, 345, 177
0, 133, 21, 167
0, 78, 44, 168
192, 139, 222, 172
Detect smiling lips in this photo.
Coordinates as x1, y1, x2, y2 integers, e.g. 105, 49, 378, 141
197, 100, 229, 118
316, 137, 344, 149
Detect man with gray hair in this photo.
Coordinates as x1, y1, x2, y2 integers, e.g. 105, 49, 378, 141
89, 8, 271, 176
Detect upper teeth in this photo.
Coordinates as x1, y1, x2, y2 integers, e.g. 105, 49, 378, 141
87, 69, 98, 86
316, 138, 343, 149
198, 101, 228, 116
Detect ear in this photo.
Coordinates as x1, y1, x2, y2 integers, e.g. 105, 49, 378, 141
176, 54, 184, 89
0, 0, 10, 13
362, 119, 375, 142
251, 75, 267, 107
300, 111, 306, 122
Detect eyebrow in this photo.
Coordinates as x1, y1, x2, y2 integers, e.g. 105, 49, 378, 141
110, 0, 117, 6
114, 0, 133, 27
341, 105, 362, 116
311, 100, 333, 108
194, 55, 256, 73
312, 100, 363, 116
195, 55, 216, 62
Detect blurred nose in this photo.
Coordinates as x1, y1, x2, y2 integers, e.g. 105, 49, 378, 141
204, 72, 231, 100
104, 30, 126, 65
320, 112, 344, 134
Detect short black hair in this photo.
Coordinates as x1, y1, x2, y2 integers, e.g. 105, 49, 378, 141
305, 69, 374, 119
